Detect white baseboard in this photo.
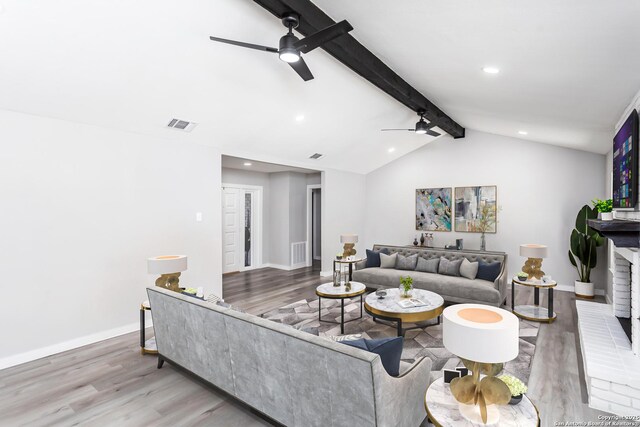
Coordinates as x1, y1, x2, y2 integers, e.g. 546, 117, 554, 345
320, 270, 332, 277
0, 320, 146, 371
263, 263, 307, 271
556, 284, 605, 296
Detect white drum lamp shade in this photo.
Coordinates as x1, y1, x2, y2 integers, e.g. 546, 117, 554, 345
340, 234, 358, 244
519, 244, 548, 259
147, 255, 188, 274
443, 304, 519, 363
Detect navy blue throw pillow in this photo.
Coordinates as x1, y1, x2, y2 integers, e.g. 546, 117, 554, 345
341, 337, 403, 376
477, 260, 502, 282
365, 248, 390, 268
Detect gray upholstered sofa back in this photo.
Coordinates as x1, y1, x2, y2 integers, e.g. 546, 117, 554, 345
372, 244, 506, 266
147, 286, 431, 427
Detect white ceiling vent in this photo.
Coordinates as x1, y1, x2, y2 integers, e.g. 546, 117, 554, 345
167, 118, 197, 132
309, 153, 324, 160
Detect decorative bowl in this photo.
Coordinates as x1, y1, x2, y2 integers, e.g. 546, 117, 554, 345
517, 274, 528, 282
375, 290, 387, 299
336, 255, 343, 261
509, 394, 523, 405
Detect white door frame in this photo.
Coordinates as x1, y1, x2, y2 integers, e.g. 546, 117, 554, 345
222, 183, 263, 271
306, 184, 321, 267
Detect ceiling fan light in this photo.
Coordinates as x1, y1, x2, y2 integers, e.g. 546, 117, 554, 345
415, 129, 427, 135
415, 120, 429, 134
279, 49, 300, 63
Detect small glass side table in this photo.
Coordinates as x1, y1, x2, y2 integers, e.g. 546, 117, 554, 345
140, 300, 157, 355
333, 258, 364, 283
511, 276, 557, 323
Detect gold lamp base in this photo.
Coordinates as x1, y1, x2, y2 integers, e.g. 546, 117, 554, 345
449, 359, 511, 424
155, 272, 181, 293
342, 243, 356, 259
522, 257, 544, 280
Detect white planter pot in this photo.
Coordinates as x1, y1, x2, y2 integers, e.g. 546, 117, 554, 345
575, 280, 594, 299
600, 212, 613, 221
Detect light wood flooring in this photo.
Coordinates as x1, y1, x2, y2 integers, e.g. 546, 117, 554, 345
0, 264, 610, 426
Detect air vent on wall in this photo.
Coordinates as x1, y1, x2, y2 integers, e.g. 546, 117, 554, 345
167, 118, 198, 132
309, 153, 324, 160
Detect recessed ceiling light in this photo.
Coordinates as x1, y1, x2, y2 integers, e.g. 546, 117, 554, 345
518, 131, 528, 135
388, 147, 396, 153
482, 67, 500, 74
243, 162, 252, 166
295, 114, 305, 122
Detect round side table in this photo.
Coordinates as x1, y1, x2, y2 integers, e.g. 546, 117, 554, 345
511, 277, 557, 323
425, 377, 539, 426
140, 300, 157, 355
316, 282, 366, 334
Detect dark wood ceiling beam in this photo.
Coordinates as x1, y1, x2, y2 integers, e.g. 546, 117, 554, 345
252, 0, 465, 138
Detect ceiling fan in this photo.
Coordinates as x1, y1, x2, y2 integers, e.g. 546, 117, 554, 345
381, 110, 441, 137
209, 13, 353, 82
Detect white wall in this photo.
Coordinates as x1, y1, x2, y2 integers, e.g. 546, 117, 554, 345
0, 110, 222, 368
221, 167, 271, 265
268, 172, 290, 267
321, 169, 367, 274
363, 129, 607, 291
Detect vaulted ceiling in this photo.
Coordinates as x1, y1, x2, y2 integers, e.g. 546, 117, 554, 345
0, 0, 638, 173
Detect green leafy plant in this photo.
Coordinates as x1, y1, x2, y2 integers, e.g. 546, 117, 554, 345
592, 198, 613, 213
498, 374, 528, 396
568, 205, 604, 283
399, 276, 413, 294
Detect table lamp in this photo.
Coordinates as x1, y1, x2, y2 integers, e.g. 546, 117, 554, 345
340, 234, 358, 259
519, 244, 548, 280
147, 255, 187, 293
443, 304, 519, 424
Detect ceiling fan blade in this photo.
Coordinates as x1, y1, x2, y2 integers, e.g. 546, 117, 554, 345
209, 36, 278, 53
294, 20, 353, 54
288, 57, 314, 81
381, 129, 415, 132
426, 130, 442, 137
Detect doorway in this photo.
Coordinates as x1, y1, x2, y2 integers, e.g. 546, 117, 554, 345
222, 184, 263, 273
306, 185, 322, 268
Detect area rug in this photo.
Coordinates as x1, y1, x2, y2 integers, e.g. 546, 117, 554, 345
261, 297, 540, 384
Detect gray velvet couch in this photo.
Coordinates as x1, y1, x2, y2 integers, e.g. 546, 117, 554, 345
353, 244, 508, 307
147, 286, 432, 427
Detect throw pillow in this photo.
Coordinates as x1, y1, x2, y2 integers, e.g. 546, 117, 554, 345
439, 257, 463, 277
395, 253, 418, 270
380, 252, 398, 268
477, 260, 502, 282
365, 248, 390, 268
341, 337, 403, 376
416, 256, 439, 273
459, 258, 479, 280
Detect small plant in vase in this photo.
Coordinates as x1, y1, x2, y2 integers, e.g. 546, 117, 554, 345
399, 275, 413, 298
497, 374, 528, 405
477, 202, 498, 251
592, 198, 613, 221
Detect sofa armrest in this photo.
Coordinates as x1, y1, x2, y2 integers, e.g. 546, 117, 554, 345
355, 259, 367, 270
374, 356, 432, 427
494, 259, 508, 304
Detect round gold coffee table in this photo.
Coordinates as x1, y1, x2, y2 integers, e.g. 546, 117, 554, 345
364, 288, 444, 336
316, 282, 366, 334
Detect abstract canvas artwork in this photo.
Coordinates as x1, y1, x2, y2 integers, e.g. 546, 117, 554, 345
416, 188, 452, 231
454, 186, 497, 233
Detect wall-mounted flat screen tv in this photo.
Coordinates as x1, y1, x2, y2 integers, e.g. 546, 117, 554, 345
613, 109, 639, 209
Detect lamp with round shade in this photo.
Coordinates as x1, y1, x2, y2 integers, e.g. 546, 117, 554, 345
519, 244, 548, 280
443, 304, 519, 424
340, 234, 358, 259
147, 255, 187, 293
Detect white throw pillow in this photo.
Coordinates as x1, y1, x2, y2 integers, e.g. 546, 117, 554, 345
459, 258, 479, 280
380, 252, 398, 268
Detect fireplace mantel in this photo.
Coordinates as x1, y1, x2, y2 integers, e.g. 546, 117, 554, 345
587, 219, 640, 248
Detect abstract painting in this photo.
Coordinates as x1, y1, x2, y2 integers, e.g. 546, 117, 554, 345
416, 188, 452, 231
454, 186, 497, 233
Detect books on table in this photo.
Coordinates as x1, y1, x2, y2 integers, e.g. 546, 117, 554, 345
397, 298, 428, 309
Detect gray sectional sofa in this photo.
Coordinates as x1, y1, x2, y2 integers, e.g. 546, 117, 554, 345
353, 244, 508, 306
147, 286, 432, 427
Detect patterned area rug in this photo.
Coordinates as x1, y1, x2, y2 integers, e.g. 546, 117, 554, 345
262, 297, 540, 384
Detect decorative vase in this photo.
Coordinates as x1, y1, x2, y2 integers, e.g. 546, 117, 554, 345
420, 233, 425, 246
333, 270, 342, 287
413, 237, 419, 246
601, 212, 613, 221
400, 284, 413, 298
509, 394, 523, 405
480, 233, 486, 251
575, 280, 594, 299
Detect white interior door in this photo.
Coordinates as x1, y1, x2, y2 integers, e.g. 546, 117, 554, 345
222, 188, 241, 273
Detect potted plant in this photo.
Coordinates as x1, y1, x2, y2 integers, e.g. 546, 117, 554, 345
568, 205, 604, 299
477, 202, 497, 251
399, 276, 413, 298
516, 271, 529, 282
498, 374, 528, 405
592, 198, 613, 221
